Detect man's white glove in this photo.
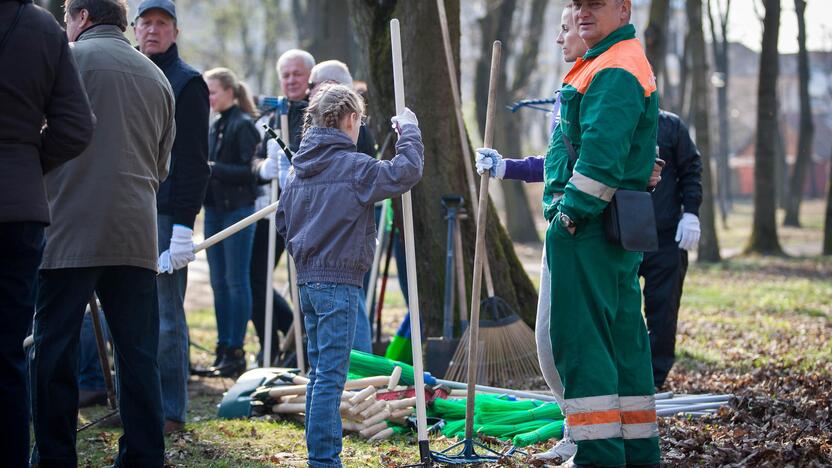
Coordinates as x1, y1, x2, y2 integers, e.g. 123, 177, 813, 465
158, 225, 195, 274
675, 213, 700, 251
259, 140, 282, 180
475, 148, 506, 179
390, 107, 418, 134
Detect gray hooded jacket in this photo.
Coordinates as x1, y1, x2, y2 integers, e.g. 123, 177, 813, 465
276, 124, 423, 286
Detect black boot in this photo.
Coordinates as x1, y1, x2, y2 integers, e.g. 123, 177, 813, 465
213, 347, 246, 378
209, 344, 226, 369
191, 345, 226, 376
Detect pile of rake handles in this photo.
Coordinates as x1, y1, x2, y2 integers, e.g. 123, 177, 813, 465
251, 367, 417, 442
654, 392, 734, 418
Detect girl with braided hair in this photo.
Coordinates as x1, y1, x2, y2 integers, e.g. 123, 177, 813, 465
276, 84, 423, 466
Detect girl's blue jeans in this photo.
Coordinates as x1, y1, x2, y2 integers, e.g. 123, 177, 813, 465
204, 205, 256, 349
299, 282, 370, 467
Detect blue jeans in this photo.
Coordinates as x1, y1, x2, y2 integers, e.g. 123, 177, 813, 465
156, 214, 189, 422
0, 222, 44, 468
300, 282, 366, 468
205, 206, 256, 349
78, 308, 109, 392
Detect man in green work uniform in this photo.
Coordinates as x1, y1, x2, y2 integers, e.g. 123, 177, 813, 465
543, 0, 660, 466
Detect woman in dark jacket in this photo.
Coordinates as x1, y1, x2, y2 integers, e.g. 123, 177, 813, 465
203, 67, 260, 376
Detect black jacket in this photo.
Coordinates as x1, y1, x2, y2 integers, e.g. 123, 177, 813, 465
149, 43, 210, 229
0, 0, 94, 223
205, 105, 260, 211
653, 110, 703, 238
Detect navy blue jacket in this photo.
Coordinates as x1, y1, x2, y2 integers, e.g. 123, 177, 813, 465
653, 110, 703, 238
149, 43, 210, 228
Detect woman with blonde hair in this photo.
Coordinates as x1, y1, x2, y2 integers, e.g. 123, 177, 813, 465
202, 67, 260, 376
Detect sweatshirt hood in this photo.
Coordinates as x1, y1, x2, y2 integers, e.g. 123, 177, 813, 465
292, 127, 357, 178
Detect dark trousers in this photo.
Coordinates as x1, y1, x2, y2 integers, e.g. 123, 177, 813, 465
0, 222, 45, 468
30, 266, 164, 467
638, 239, 689, 389
250, 218, 294, 363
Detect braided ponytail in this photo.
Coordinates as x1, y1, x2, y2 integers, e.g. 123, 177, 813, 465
303, 83, 365, 137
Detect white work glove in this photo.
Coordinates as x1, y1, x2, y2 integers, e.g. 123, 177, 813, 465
158, 225, 195, 274
259, 140, 282, 180
675, 213, 700, 251
390, 107, 419, 134
475, 148, 506, 179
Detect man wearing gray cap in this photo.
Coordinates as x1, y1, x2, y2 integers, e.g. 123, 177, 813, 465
134, 0, 210, 434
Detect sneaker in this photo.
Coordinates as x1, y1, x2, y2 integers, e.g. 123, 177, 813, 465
533, 435, 577, 462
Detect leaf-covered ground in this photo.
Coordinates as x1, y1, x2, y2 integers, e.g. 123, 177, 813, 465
70, 201, 831, 466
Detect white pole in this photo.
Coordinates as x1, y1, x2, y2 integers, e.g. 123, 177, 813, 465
390, 18, 430, 459
262, 111, 284, 368
193, 202, 277, 253
280, 111, 306, 375
365, 199, 390, 317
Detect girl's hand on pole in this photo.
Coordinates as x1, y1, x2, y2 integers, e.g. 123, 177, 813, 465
390, 107, 419, 134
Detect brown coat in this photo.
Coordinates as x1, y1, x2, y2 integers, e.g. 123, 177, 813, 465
41, 25, 175, 271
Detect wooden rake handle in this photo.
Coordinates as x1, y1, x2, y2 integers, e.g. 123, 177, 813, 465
464, 40, 502, 442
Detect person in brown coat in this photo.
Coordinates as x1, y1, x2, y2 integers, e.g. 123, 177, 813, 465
0, 0, 94, 465
28, 0, 174, 466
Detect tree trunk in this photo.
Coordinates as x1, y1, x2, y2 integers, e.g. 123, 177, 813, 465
707, 0, 732, 225
645, 0, 669, 95
687, 0, 720, 262
783, 0, 814, 227
824, 149, 832, 255
349, 0, 539, 336
776, 111, 789, 209
746, 0, 783, 255
472, 0, 545, 244
293, 0, 366, 80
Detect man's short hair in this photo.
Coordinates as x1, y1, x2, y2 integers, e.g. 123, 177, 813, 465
309, 60, 353, 88
276, 49, 315, 74
64, 0, 129, 31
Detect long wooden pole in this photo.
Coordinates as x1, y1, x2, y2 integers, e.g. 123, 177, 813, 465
436, 0, 495, 297
390, 18, 431, 465
88, 296, 117, 410
193, 202, 277, 253
463, 40, 501, 442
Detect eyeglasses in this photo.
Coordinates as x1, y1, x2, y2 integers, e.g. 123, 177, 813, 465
360, 114, 369, 127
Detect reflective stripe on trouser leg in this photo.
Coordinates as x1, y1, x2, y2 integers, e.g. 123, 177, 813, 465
563, 394, 621, 441
620, 396, 659, 439
615, 259, 661, 465
535, 246, 565, 408
546, 220, 627, 466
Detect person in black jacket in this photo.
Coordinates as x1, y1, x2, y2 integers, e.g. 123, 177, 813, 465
0, 1, 94, 464
248, 48, 315, 366
203, 67, 261, 377
639, 109, 703, 389
133, 0, 210, 433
